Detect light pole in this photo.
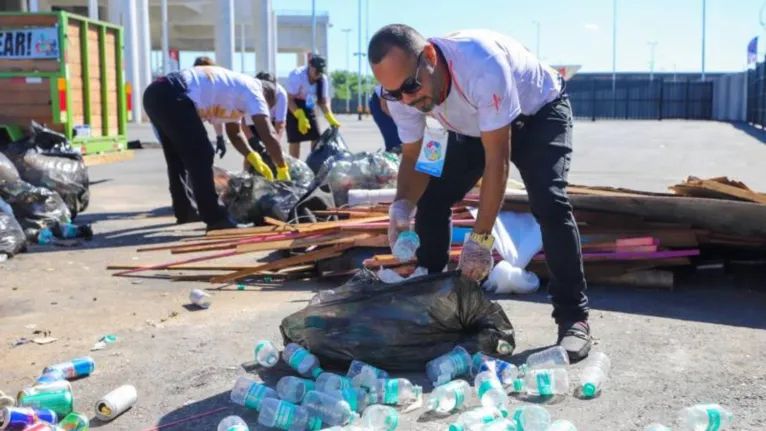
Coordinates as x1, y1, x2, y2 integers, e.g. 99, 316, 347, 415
533, 21, 541, 58
364, 0, 370, 116
311, 0, 317, 54
701, 0, 706, 81
357, 0, 363, 120
648, 41, 658, 81
342, 28, 352, 113
611, 0, 617, 116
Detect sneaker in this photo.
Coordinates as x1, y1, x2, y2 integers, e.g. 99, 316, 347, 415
176, 213, 201, 225
557, 321, 592, 362
205, 217, 237, 232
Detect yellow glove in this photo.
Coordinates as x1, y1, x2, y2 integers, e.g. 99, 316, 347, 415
294, 109, 311, 135
246, 152, 275, 181
276, 165, 291, 181
325, 111, 342, 128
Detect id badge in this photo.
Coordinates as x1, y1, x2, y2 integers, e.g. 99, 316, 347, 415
415, 126, 449, 177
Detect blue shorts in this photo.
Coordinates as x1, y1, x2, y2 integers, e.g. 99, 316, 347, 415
369, 92, 402, 152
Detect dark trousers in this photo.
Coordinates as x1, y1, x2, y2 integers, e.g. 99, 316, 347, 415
142, 78, 229, 226
414, 97, 589, 323
369, 93, 402, 152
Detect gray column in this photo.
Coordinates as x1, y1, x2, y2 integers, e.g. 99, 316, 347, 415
137, 0, 152, 91
123, 0, 142, 123
161, 0, 170, 74
88, 0, 98, 19
271, 10, 278, 75
254, 0, 273, 75
215, 0, 235, 69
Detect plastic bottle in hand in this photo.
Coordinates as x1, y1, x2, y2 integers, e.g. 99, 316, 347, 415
522, 369, 570, 397
218, 415, 249, 431
510, 405, 551, 431
547, 420, 577, 431
326, 387, 370, 413
472, 353, 520, 385
521, 346, 570, 373
254, 340, 279, 367
426, 379, 471, 414
448, 406, 507, 431
677, 404, 734, 431
316, 372, 354, 393
645, 424, 671, 431
392, 231, 420, 261
361, 405, 399, 431
426, 346, 472, 386
474, 371, 510, 410
579, 352, 611, 398
369, 378, 422, 406
347, 361, 389, 390
230, 376, 278, 410
277, 376, 316, 403
283, 343, 324, 378
258, 398, 322, 431
302, 390, 357, 427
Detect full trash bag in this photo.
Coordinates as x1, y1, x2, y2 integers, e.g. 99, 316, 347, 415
313, 152, 399, 207
220, 170, 308, 225
0, 198, 25, 257
4, 122, 90, 218
279, 269, 516, 372
305, 127, 351, 174
247, 153, 315, 189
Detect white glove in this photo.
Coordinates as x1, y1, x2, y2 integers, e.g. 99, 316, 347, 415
387, 199, 416, 251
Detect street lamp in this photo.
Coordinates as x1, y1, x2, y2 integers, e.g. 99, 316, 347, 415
357, 0, 363, 120
701, 0, 706, 81
342, 28, 352, 113
648, 41, 658, 81
612, 0, 617, 116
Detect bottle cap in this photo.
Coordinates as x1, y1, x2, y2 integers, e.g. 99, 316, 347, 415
582, 383, 597, 398
512, 378, 525, 392
449, 424, 465, 431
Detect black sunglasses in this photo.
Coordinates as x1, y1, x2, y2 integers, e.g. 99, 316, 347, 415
381, 51, 424, 102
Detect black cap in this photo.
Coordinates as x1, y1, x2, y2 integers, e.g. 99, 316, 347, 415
309, 54, 327, 73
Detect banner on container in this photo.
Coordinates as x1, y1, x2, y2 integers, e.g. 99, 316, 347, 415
0, 27, 60, 60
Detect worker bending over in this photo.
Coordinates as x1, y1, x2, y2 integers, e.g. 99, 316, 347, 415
192, 56, 227, 158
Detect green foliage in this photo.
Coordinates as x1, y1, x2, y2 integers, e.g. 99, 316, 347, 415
331, 70, 377, 100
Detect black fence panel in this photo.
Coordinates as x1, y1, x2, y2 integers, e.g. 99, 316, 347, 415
746, 59, 766, 128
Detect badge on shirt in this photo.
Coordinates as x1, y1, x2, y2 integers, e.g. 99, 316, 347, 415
415, 126, 449, 177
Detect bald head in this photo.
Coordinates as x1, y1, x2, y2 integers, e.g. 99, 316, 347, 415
368, 24, 427, 65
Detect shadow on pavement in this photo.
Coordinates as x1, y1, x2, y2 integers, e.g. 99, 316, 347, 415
152, 391, 245, 431
729, 121, 766, 145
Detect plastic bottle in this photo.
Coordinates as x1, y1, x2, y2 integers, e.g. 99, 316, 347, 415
472, 353, 520, 385
57, 412, 89, 431
361, 405, 399, 431
369, 378, 422, 407
426, 346, 472, 386
230, 376, 278, 410
326, 387, 370, 414
522, 369, 570, 397
320, 427, 372, 431
521, 347, 569, 373
347, 361, 389, 390
254, 340, 280, 367
302, 390, 357, 427
283, 343, 324, 378
474, 371, 510, 410
677, 404, 734, 431
276, 376, 316, 404
449, 406, 507, 431
510, 406, 551, 431
218, 415, 249, 431
578, 351, 611, 398
316, 373, 354, 393
645, 424, 671, 431
36, 370, 65, 385
258, 398, 322, 431
392, 231, 420, 261
481, 420, 518, 431
426, 379, 471, 414
547, 420, 577, 431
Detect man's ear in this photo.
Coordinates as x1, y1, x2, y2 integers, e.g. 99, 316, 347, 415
423, 43, 438, 66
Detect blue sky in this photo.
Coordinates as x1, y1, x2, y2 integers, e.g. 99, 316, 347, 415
177, 0, 766, 77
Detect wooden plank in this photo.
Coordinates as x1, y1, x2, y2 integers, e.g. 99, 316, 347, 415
206, 215, 390, 237
0, 59, 59, 73
670, 178, 766, 204
236, 232, 373, 254
111, 250, 238, 277
0, 15, 59, 26
167, 230, 323, 255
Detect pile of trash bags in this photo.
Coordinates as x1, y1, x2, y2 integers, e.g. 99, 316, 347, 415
219, 170, 309, 225
280, 269, 515, 371
0, 197, 25, 258
246, 153, 315, 189
305, 127, 350, 174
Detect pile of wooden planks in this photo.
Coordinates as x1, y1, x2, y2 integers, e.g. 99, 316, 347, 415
108, 176, 766, 290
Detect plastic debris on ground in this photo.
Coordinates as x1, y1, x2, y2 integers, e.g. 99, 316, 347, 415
218, 169, 309, 225
313, 151, 400, 207
247, 152, 316, 189
305, 127, 351, 174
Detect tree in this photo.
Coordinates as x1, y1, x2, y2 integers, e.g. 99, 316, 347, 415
330, 70, 377, 100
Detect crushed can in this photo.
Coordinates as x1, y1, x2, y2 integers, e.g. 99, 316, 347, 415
58, 412, 90, 431
18, 380, 73, 403
0, 406, 58, 429
17, 390, 73, 418
189, 289, 212, 309
43, 357, 95, 380
36, 369, 65, 385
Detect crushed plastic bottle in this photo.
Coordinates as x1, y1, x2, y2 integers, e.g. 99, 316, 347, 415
426, 346, 472, 386
474, 370, 510, 410
392, 231, 420, 261
510, 406, 551, 431
277, 376, 316, 404
254, 340, 280, 367
426, 379, 471, 414
645, 424, 671, 431
472, 353, 520, 385
481, 419, 518, 431
218, 415, 249, 431
522, 369, 570, 397
283, 343, 324, 378
320, 427, 372, 431
302, 390, 357, 427
579, 352, 611, 398
316, 373, 354, 393
521, 346, 570, 373
677, 404, 734, 431
546, 419, 577, 431
449, 406, 507, 431
369, 378, 422, 407
258, 398, 322, 431
326, 387, 370, 413
361, 405, 399, 431
230, 376, 278, 410
347, 361, 389, 390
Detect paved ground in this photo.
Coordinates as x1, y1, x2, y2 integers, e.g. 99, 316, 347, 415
2, 116, 766, 431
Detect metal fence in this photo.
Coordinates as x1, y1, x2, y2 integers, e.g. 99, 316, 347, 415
566, 78, 714, 121
747, 58, 766, 127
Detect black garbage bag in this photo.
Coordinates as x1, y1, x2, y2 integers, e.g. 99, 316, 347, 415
305, 127, 351, 174
279, 269, 516, 372
0, 198, 25, 257
3, 122, 90, 218
221, 170, 308, 225
246, 150, 315, 189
